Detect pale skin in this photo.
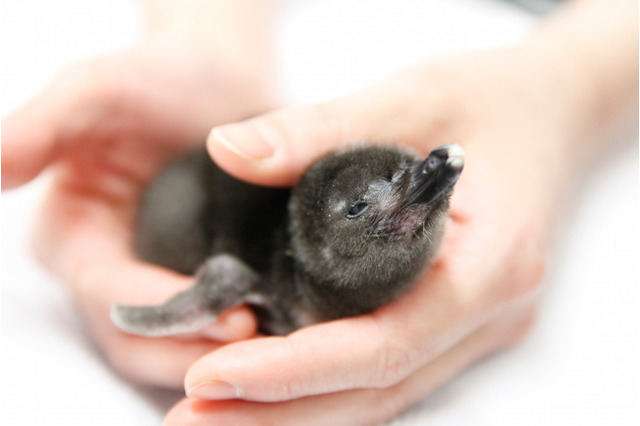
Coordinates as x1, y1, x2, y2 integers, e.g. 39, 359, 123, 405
1, 0, 637, 424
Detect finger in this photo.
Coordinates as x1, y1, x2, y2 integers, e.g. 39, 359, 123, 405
181, 201, 533, 402
183, 261, 481, 403
1, 58, 117, 190
54, 233, 258, 344
33, 173, 257, 329
167, 306, 536, 426
2, 54, 190, 191
36, 205, 258, 343
206, 72, 453, 186
69, 246, 258, 388
1, 91, 66, 189
31, 182, 259, 387
63, 240, 258, 387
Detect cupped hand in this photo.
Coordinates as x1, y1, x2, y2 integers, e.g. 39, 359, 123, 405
165, 48, 578, 424
2, 37, 279, 388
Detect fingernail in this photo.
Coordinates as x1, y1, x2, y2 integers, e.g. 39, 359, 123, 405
186, 380, 242, 400
209, 124, 275, 161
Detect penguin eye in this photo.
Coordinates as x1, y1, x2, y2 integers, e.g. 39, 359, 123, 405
347, 202, 369, 218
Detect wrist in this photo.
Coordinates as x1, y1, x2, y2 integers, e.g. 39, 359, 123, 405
518, 0, 638, 161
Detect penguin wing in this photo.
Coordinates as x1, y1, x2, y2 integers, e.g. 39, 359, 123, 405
111, 254, 263, 337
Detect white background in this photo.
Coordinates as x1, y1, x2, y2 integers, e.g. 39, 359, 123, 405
2, 0, 639, 425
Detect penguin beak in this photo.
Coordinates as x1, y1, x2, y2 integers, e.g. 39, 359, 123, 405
404, 144, 464, 207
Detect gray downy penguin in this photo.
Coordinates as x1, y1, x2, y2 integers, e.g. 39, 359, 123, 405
111, 144, 464, 336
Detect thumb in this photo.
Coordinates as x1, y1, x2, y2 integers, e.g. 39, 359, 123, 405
206, 102, 352, 187
206, 79, 424, 187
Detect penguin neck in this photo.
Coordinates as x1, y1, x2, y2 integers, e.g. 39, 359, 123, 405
295, 268, 414, 321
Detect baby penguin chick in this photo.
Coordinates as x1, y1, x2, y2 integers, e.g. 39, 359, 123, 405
111, 144, 464, 336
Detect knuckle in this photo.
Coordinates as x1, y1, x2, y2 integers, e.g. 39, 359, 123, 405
371, 337, 417, 389
107, 355, 150, 386
511, 246, 546, 300
501, 312, 538, 347
54, 59, 129, 123
258, 103, 343, 155
366, 370, 421, 425
374, 392, 412, 425
102, 342, 142, 382
67, 260, 105, 295
101, 334, 162, 387
508, 314, 537, 344
52, 62, 94, 91
305, 102, 346, 144
505, 257, 545, 304
274, 336, 314, 400
55, 61, 110, 101
249, 109, 297, 151
490, 231, 548, 307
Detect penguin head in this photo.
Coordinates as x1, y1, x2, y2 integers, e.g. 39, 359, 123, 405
289, 144, 464, 290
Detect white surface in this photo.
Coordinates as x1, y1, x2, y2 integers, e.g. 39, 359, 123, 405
2, 1, 639, 425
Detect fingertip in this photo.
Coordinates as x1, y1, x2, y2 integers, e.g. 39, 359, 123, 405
2, 105, 59, 190
1, 173, 22, 191
165, 398, 243, 426
200, 305, 258, 342
1, 163, 42, 191
207, 123, 299, 187
163, 398, 203, 426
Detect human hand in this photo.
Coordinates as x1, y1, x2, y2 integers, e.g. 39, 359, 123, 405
163, 47, 588, 423
1, 35, 279, 388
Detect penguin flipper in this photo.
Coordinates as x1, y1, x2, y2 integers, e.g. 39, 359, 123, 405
111, 254, 262, 337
